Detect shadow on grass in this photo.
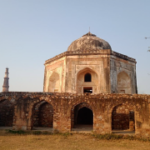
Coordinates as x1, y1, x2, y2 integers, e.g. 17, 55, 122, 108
1, 130, 150, 142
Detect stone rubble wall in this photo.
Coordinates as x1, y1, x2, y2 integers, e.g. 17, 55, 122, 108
0, 92, 150, 137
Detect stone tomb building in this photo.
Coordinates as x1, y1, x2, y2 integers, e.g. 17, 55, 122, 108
1, 32, 150, 137
44, 32, 137, 94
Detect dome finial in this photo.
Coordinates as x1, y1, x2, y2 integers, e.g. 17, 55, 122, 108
67, 33, 112, 51
89, 27, 90, 35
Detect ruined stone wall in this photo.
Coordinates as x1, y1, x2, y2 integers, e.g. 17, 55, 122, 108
0, 99, 14, 126
0, 92, 149, 137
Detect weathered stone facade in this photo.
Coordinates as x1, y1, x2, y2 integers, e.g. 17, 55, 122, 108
0, 92, 150, 137
43, 32, 137, 94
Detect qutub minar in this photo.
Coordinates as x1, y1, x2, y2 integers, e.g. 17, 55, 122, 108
2, 68, 9, 92
0, 32, 150, 137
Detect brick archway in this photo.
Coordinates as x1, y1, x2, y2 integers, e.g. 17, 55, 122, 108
71, 102, 93, 130
27, 98, 55, 130
111, 103, 135, 131
32, 101, 53, 128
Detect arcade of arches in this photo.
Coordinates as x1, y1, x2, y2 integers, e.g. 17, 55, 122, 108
0, 92, 150, 137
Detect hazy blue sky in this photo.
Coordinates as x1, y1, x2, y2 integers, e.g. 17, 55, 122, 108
0, 0, 150, 94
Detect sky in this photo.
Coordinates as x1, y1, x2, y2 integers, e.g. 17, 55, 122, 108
0, 0, 150, 94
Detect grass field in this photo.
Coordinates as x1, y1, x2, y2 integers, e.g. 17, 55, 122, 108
0, 132, 150, 150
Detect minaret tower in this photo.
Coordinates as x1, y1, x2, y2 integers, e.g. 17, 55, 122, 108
2, 68, 9, 92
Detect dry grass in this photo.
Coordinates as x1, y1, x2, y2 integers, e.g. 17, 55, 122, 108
0, 132, 150, 150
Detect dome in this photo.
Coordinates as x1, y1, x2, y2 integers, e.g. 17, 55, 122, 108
67, 32, 111, 51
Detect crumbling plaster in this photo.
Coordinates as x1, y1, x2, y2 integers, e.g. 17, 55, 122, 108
0, 92, 150, 137
44, 49, 137, 94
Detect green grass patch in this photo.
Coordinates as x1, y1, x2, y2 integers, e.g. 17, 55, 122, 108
7, 129, 26, 134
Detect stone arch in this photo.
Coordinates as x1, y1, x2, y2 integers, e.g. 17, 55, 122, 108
27, 98, 54, 130
76, 68, 99, 94
71, 102, 93, 130
32, 101, 53, 128
117, 71, 131, 94
48, 71, 60, 92
111, 103, 135, 131
0, 99, 15, 127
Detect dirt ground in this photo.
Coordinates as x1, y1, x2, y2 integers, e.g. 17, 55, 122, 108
0, 133, 150, 150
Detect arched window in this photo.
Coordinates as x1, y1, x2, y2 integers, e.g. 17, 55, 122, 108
84, 73, 91, 82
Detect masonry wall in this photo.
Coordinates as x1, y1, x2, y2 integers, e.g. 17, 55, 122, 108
0, 92, 150, 137
110, 55, 137, 94
0, 99, 14, 126
112, 103, 135, 130
43, 57, 66, 92
65, 52, 111, 94
44, 49, 137, 94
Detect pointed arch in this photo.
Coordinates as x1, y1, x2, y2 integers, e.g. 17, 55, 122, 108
71, 102, 93, 130
31, 100, 53, 129
76, 67, 98, 94
117, 71, 131, 94
111, 103, 135, 131
48, 72, 60, 92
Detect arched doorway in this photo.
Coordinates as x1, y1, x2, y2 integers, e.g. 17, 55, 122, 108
72, 103, 93, 131
77, 107, 93, 125
112, 104, 135, 131
76, 68, 98, 94
0, 99, 14, 129
117, 71, 131, 94
32, 101, 53, 130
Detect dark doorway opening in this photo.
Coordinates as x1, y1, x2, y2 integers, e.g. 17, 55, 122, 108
77, 107, 93, 125
84, 87, 92, 93
72, 104, 93, 131
0, 100, 14, 128
85, 73, 91, 82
